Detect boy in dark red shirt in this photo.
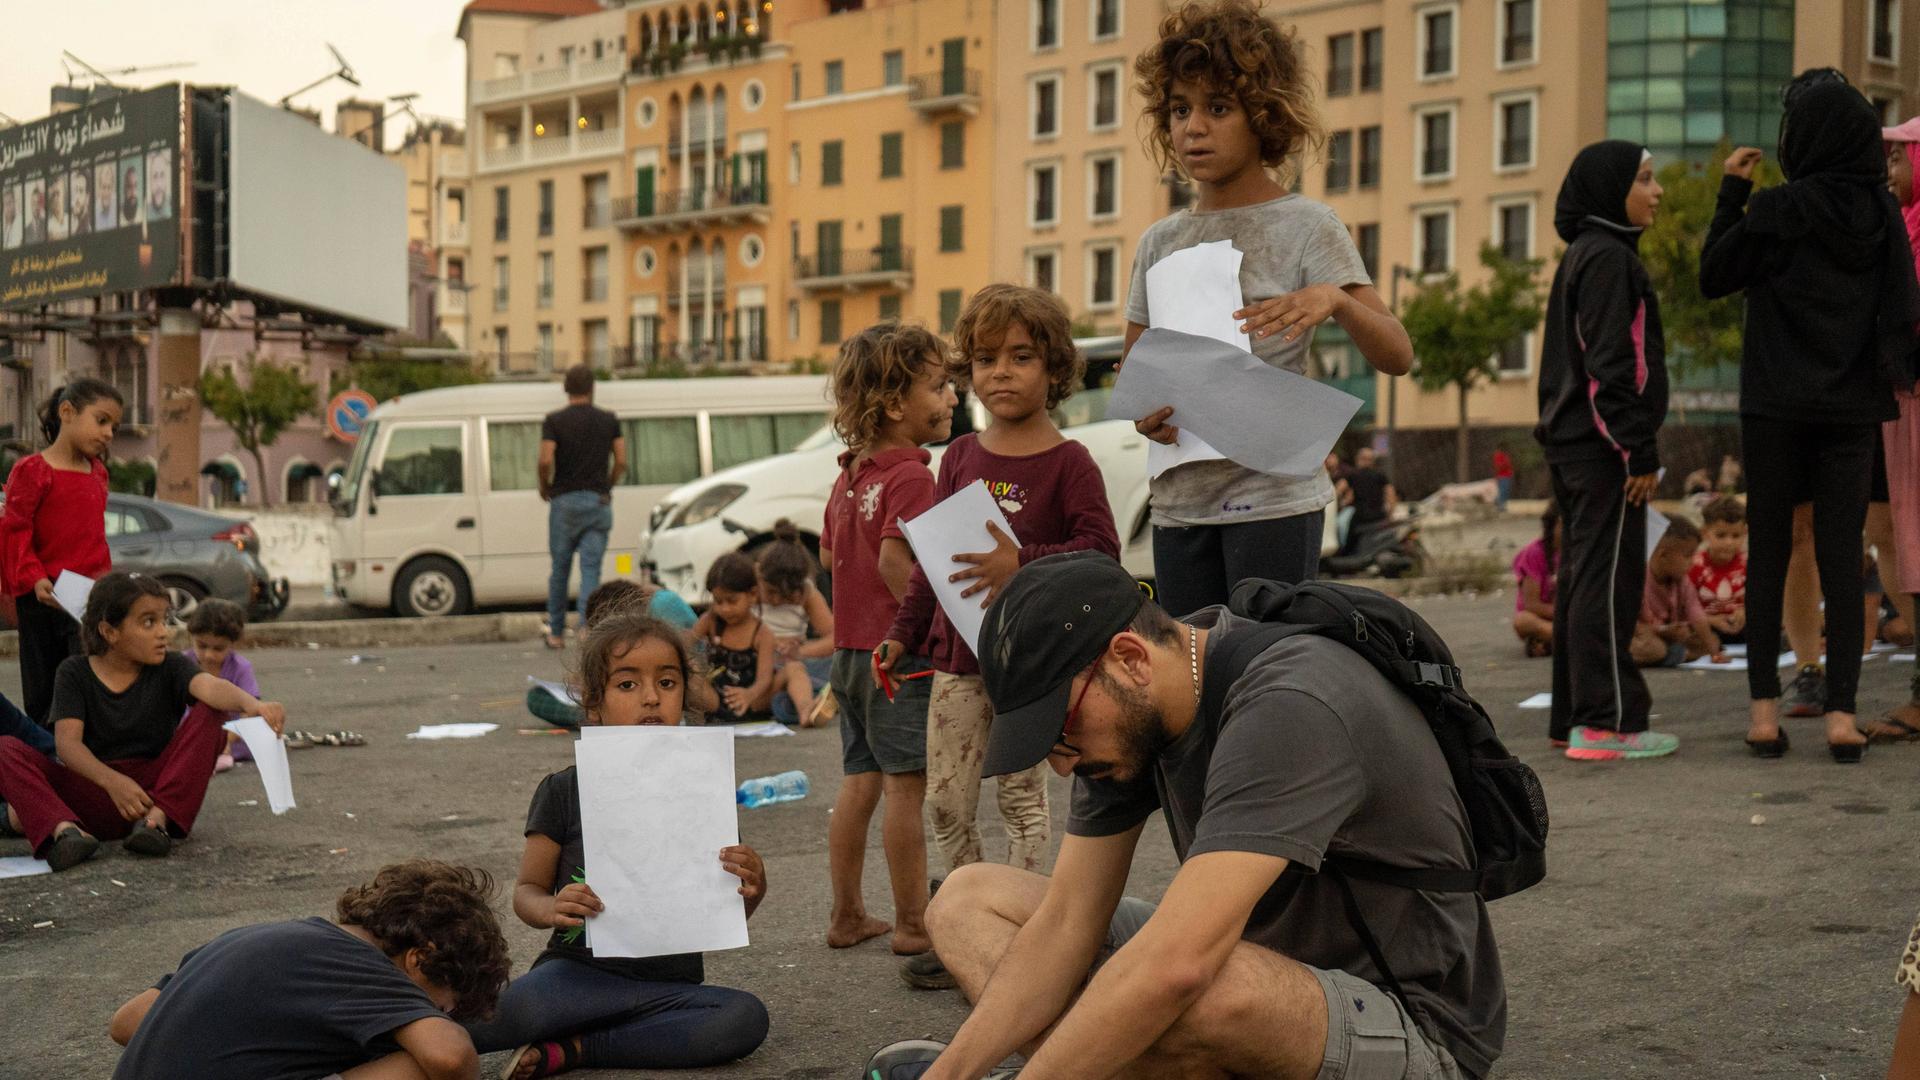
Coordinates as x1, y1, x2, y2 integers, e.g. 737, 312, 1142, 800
819, 322, 956, 958
1690, 496, 1748, 643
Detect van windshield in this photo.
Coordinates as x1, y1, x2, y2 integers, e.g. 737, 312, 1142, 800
333, 420, 379, 516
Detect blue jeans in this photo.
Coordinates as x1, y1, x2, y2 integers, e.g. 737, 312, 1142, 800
548, 490, 614, 637
0, 690, 52, 756
770, 655, 832, 725
465, 958, 768, 1069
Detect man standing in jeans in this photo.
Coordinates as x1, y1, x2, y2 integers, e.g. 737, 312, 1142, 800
539, 365, 626, 649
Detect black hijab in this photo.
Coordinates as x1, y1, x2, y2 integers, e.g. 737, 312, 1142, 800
1748, 77, 1889, 264
1554, 140, 1647, 244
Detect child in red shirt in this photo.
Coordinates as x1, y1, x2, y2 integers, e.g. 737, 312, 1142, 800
0, 378, 121, 725
819, 322, 955, 958
1690, 496, 1748, 643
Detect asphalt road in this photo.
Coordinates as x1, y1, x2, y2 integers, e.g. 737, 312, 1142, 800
2, 590, 1914, 1080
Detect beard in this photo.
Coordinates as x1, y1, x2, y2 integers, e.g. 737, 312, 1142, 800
1073, 671, 1170, 783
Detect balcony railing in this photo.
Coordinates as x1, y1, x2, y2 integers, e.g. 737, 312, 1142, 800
473, 55, 625, 104
793, 246, 914, 290
537, 282, 554, 307
442, 218, 469, 246
907, 69, 982, 115
583, 276, 608, 301
612, 183, 771, 231
439, 284, 468, 314
477, 128, 622, 174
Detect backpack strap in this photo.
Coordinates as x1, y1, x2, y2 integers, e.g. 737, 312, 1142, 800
1198, 622, 1298, 731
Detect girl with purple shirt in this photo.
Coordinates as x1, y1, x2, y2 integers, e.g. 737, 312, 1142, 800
183, 600, 258, 771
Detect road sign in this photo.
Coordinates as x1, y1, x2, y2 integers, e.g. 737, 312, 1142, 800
327, 389, 378, 441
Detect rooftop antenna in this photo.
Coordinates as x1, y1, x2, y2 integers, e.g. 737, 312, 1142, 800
278, 43, 360, 109
346, 92, 421, 142
60, 50, 120, 89
61, 53, 196, 86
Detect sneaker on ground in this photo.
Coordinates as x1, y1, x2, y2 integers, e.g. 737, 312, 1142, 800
863, 1040, 1021, 1080
900, 951, 957, 991
1564, 726, 1680, 761
1784, 664, 1827, 717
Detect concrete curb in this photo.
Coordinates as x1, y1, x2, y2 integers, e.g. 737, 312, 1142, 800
0, 612, 551, 657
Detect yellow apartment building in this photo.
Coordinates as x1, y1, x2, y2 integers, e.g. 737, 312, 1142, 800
388, 121, 472, 350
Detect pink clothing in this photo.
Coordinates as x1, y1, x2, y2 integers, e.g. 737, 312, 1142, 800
1511, 539, 1557, 613
1883, 132, 1920, 593
1641, 569, 1706, 628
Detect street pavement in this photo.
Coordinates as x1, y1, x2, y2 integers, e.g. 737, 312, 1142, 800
1, 589, 1914, 1080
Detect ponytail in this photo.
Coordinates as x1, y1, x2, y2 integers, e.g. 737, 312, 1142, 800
39, 377, 124, 447
755, 518, 819, 599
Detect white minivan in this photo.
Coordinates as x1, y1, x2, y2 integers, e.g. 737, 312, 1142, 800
328, 376, 830, 616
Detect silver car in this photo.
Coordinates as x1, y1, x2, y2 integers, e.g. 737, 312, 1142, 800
104, 494, 288, 623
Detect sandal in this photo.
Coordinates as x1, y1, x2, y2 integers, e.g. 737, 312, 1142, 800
123, 821, 172, 858
284, 731, 317, 750
318, 731, 366, 747
504, 1039, 579, 1079
1744, 729, 1790, 759
1861, 711, 1920, 744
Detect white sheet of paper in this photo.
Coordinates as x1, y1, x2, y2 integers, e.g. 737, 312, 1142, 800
1137, 240, 1245, 479
406, 723, 499, 740
1894, 653, 1917, 663
222, 716, 295, 815
730, 721, 795, 738
1517, 692, 1553, 709
575, 726, 748, 959
528, 676, 579, 704
1679, 655, 1748, 672
0, 856, 53, 879
53, 570, 94, 623
898, 480, 1018, 654
1645, 505, 1671, 553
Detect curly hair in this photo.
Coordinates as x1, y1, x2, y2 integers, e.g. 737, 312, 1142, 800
186, 597, 246, 641
1701, 495, 1746, 528
948, 284, 1084, 410
755, 518, 818, 600
573, 611, 689, 717
335, 861, 511, 1022
1134, 0, 1325, 184
706, 550, 759, 596
830, 321, 948, 455
584, 578, 648, 628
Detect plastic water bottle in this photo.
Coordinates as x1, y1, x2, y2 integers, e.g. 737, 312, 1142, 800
737, 770, 809, 808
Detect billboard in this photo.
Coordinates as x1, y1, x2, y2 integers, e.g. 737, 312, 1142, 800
227, 92, 406, 330
0, 85, 183, 310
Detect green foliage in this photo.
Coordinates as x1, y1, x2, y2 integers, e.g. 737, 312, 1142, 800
107, 459, 156, 496
331, 358, 487, 404
199, 357, 321, 506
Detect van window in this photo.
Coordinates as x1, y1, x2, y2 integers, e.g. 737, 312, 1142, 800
710, 412, 828, 471
623, 416, 701, 485
375, 426, 465, 496
487, 420, 543, 491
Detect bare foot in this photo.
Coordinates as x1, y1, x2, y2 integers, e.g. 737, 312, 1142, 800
144, 807, 170, 832
891, 925, 933, 955
4, 804, 20, 834
827, 913, 892, 948
1862, 701, 1920, 740
507, 1038, 580, 1080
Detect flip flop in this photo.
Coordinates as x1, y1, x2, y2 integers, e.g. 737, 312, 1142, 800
284, 731, 317, 750
318, 731, 366, 747
504, 1039, 579, 1079
1861, 713, 1920, 744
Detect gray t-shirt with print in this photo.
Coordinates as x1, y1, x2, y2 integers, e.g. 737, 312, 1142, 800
1125, 195, 1371, 526
1068, 610, 1506, 1079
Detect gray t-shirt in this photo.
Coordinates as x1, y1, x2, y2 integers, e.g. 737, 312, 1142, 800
1125, 196, 1370, 526
1068, 610, 1505, 1078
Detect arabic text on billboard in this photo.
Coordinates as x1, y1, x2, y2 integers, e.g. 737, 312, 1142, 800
0, 86, 182, 311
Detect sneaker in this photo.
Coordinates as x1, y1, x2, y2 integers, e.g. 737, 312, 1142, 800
1564, 726, 1680, 761
900, 951, 957, 991
1784, 665, 1827, 717
864, 1040, 1021, 1080
214, 753, 236, 773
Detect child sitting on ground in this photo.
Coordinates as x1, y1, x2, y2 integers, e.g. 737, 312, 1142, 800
1635, 518, 1727, 667
1512, 502, 1561, 657
756, 519, 834, 727
0, 572, 287, 871
528, 580, 716, 728
184, 599, 259, 773
691, 553, 775, 723
1691, 496, 1748, 644
110, 859, 510, 1080
468, 611, 769, 1077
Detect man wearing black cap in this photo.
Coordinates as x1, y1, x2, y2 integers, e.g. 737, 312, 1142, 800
865, 552, 1504, 1080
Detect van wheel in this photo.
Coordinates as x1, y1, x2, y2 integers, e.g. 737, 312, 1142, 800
394, 557, 471, 618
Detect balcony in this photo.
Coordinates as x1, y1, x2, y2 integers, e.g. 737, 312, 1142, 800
478, 128, 622, 174
793, 247, 914, 292
664, 265, 727, 306
441, 218, 469, 247
473, 55, 624, 105
908, 69, 982, 117
438, 283, 468, 315
439, 149, 468, 177
583, 276, 608, 302
613, 183, 771, 233
629, 34, 768, 82
668, 124, 727, 159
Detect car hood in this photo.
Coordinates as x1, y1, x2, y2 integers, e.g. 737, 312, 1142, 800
652, 438, 850, 530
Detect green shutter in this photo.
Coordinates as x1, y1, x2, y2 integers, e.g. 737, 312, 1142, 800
636, 165, 655, 217
823, 140, 843, 186
939, 289, 962, 332
878, 214, 902, 270
880, 132, 902, 179
939, 205, 962, 252
941, 38, 965, 95
940, 122, 963, 169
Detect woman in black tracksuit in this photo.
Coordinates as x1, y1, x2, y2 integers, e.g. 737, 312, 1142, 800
1535, 141, 1672, 761
1700, 71, 1920, 763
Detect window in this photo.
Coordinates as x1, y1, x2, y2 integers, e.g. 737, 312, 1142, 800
583, 246, 608, 300
879, 294, 902, 321
822, 140, 844, 186
824, 60, 844, 96
1031, 163, 1059, 226
1035, 0, 1060, 50
1500, 0, 1536, 66
538, 180, 554, 237
489, 423, 555, 490
492, 257, 509, 308
787, 299, 800, 340
1087, 243, 1119, 309
1358, 126, 1382, 188
1496, 200, 1533, 262
1497, 96, 1535, 170
104, 506, 153, 536
1028, 248, 1058, 292
711, 413, 828, 471
1088, 155, 1119, 219
883, 50, 905, 86
1417, 207, 1453, 274
1360, 28, 1384, 91
1032, 74, 1061, 138
1419, 5, 1457, 79
1872, 0, 1898, 63
632, 313, 660, 364
816, 220, 843, 276
791, 63, 801, 100
1417, 106, 1455, 180
1497, 335, 1531, 374
623, 417, 700, 485
582, 319, 610, 366
583, 173, 610, 228
1327, 34, 1355, 97
375, 426, 464, 496
940, 205, 963, 252
939, 289, 963, 332
538, 252, 555, 307
537, 323, 554, 366
1092, 0, 1120, 40
1355, 223, 1380, 280
819, 298, 842, 344
880, 132, 903, 178
1089, 65, 1121, 130
940, 122, 965, 169
1325, 131, 1353, 193
493, 186, 509, 241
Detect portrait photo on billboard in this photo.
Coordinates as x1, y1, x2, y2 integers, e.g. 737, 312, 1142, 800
119, 155, 142, 228
46, 172, 68, 242
145, 148, 173, 222
23, 177, 45, 244
69, 168, 91, 237
93, 160, 117, 231
1, 183, 18, 250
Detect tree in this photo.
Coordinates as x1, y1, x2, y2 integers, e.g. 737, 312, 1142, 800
200, 356, 321, 507
1403, 244, 1547, 482
330, 356, 487, 403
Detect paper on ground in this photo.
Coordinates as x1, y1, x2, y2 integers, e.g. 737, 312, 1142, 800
222, 717, 295, 815
1645, 506, 1671, 553
1679, 655, 1750, 672
730, 721, 794, 738
1136, 240, 1246, 478
53, 570, 93, 623
1517, 692, 1553, 709
1110, 328, 1361, 479
528, 676, 579, 704
0, 856, 53, 879
1894, 653, 1917, 663
898, 480, 1017, 654
406, 723, 499, 740
575, 726, 747, 959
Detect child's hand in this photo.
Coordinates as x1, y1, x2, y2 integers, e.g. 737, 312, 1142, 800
721, 685, 752, 713
872, 639, 905, 677
551, 882, 603, 928
720, 845, 766, 902
105, 774, 153, 822
32, 577, 55, 608
257, 702, 286, 735
1237, 285, 1345, 344
1134, 406, 1180, 446
950, 521, 1019, 606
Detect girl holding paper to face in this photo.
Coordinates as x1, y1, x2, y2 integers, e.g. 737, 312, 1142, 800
469, 611, 770, 1078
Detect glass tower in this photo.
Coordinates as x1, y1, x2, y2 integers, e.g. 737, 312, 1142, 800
1606, 0, 1797, 162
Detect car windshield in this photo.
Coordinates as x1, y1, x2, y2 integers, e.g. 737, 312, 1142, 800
334, 420, 379, 514
1053, 384, 1115, 429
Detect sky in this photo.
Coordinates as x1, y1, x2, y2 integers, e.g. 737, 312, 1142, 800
0, 1, 471, 138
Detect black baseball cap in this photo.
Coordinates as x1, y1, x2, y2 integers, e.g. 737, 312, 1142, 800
978, 552, 1147, 777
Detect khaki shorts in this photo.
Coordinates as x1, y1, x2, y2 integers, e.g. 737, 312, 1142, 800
1102, 898, 1464, 1080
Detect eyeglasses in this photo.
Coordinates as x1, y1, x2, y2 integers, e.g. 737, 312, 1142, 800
1051, 667, 1097, 758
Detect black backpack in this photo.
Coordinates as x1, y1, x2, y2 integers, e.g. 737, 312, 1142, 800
1199, 579, 1549, 998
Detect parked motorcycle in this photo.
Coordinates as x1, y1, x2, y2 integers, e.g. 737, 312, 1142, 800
1320, 513, 1428, 580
